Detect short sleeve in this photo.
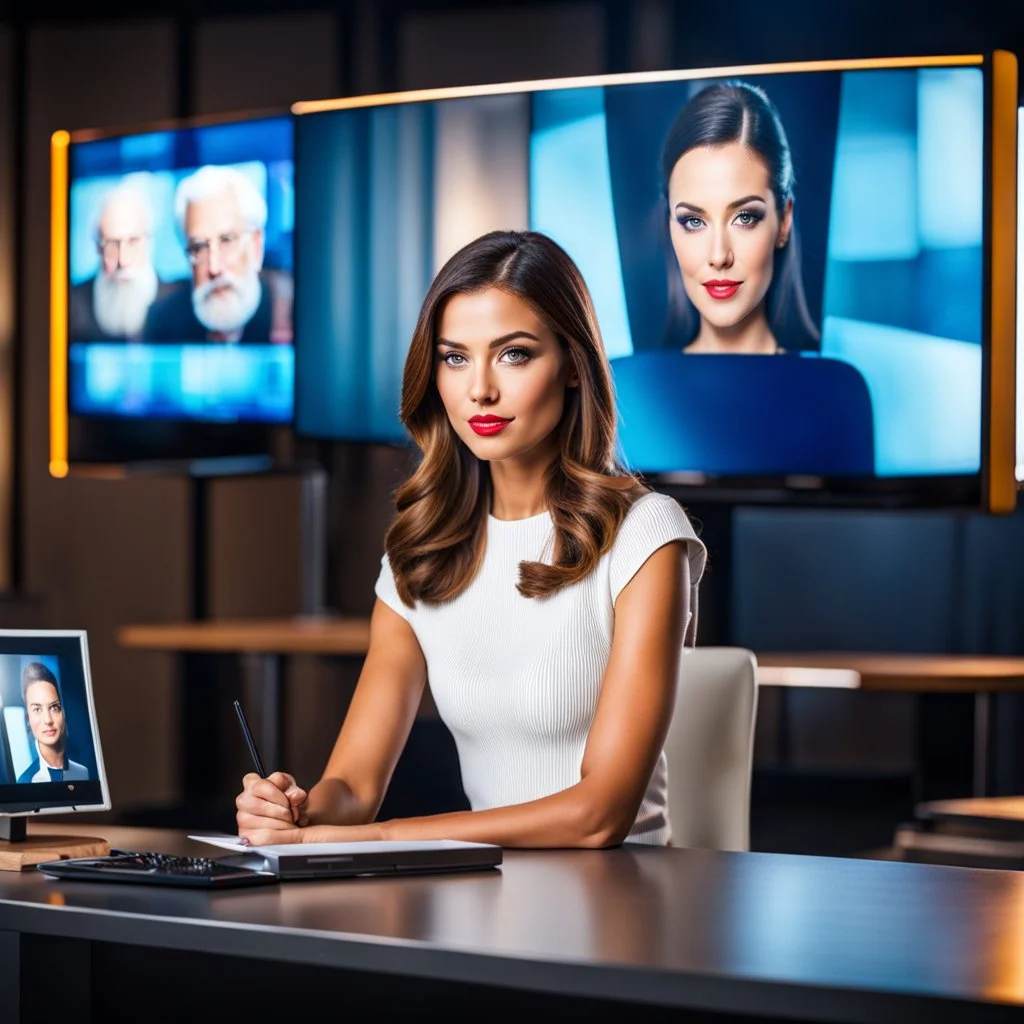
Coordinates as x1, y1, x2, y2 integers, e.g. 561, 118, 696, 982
609, 492, 707, 643
374, 552, 413, 621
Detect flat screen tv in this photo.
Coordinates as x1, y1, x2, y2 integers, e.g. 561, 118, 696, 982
51, 111, 295, 474
292, 53, 1017, 512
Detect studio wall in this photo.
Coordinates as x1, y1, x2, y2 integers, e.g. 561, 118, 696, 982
2, 0, 1024, 812
0, 28, 14, 592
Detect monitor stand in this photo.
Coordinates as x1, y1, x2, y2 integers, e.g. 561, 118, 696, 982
0, 817, 110, 871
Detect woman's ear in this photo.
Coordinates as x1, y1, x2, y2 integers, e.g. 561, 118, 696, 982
563, 352, 580, 388
776, 198, 794, 249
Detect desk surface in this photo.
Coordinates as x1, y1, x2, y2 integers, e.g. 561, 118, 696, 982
118, 618, 1024, 693
2, 823, 1023, 1022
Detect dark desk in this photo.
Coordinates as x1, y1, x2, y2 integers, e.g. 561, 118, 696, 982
3, 824, 1024, 1023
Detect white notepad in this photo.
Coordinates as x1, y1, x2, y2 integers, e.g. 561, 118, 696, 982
189, 834, 502, 880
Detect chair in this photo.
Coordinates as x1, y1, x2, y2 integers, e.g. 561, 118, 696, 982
664, 647, 759, 852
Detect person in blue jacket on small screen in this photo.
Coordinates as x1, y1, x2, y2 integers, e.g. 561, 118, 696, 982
16, 662, 88, 784
660, 80, 819, 355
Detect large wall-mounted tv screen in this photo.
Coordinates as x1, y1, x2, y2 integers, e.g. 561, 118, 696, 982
52, 113, 294, 472
293, 54, 1016, 511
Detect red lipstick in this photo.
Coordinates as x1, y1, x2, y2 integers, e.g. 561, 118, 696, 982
703, 279, 741, 300
468, 415, 512, 436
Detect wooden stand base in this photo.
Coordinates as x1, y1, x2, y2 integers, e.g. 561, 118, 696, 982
0, 835, 110, 871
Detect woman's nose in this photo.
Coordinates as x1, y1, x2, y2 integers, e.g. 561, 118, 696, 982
707, 228, 734, 270
469, 364, 498, 404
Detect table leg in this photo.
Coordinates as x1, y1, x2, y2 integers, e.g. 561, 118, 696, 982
973, 691, 991, 797
242, 652, 283, 775
16, 933, 91, 1023
776, 687, 791, 768
1, 929, 19, 1022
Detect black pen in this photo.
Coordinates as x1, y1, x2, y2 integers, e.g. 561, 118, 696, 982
233, 699, 267, 779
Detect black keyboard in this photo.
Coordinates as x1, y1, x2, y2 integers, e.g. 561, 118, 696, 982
35, 850, 278, 889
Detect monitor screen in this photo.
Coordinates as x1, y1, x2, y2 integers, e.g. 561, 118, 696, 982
0, 631, 110, 816
53, 113, 294, 470
293, 55, 1015, 507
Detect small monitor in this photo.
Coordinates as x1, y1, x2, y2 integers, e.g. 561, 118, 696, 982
0, 631, 110, 833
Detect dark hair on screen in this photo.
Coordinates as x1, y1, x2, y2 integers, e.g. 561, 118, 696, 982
386, 229, 647, 606
21, 661, 60, 702
659, 80, 820, 352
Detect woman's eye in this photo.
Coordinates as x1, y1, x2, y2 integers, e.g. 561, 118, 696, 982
441, 352, 466, 367
734, 209, 763, 228
677, 215, 704, 232
501, 347, 531, 365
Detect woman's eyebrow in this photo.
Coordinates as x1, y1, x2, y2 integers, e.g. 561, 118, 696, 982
674, 194, 767, 214
436, 331, 540, 350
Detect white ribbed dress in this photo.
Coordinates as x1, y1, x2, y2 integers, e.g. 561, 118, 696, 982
374, 491, 707, 845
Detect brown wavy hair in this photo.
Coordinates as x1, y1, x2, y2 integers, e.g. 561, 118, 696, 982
386, 230, 647, 606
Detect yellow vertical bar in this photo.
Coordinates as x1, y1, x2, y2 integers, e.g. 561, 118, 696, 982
988, 50, 1017, 513
50, 130, 69, 478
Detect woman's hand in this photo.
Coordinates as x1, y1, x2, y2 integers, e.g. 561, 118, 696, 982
242, 820, 386, 847
240, 823, 306, 847
235, 771, 309, 840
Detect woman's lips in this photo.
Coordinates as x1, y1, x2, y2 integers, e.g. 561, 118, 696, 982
703, 280, 741, 300
469, 417, 512, 436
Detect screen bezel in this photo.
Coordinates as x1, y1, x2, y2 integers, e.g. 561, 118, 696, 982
291, 53, 1017, 513
51, 107, 295, 477
0, 629, 111, 817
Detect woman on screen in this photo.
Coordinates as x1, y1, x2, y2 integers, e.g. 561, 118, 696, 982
660, 81, 819, 354
235, 230, 706, 849
17, 662, 89, 784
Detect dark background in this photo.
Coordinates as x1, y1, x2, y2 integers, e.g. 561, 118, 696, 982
0, 0, 1022, 851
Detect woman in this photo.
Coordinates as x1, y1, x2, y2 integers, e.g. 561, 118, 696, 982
236, 230, 706, 848
660, 81, 819, 354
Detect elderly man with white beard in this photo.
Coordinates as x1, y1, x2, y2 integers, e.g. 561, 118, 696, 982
142, 164, 287, 343
69, 177, 164, 342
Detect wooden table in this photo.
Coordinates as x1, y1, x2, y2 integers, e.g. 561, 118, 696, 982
757, 653, 1024, 797
119, 616, 371, 656
118, 617, 371, 779
119, 619, 1024, 798
4, 823, 1024, 1022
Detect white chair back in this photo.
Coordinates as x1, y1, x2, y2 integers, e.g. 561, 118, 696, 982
664, 646, 758, 851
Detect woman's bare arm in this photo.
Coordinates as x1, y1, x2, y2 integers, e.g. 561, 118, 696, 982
241, 541, 689, 849
235, 596, 427, 835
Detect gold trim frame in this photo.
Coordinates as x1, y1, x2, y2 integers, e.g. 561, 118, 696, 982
292, 54, 985, 114
986, 49, 1018, 514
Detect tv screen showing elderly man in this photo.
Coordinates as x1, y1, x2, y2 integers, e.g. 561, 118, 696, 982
143, 164, 291, 344
64, 114, 294, 424
68, 174, 169, 342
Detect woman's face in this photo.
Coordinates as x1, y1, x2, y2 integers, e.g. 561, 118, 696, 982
667, 141, 792, 334
25, 680, 65, 753
435, 287, 575, 468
